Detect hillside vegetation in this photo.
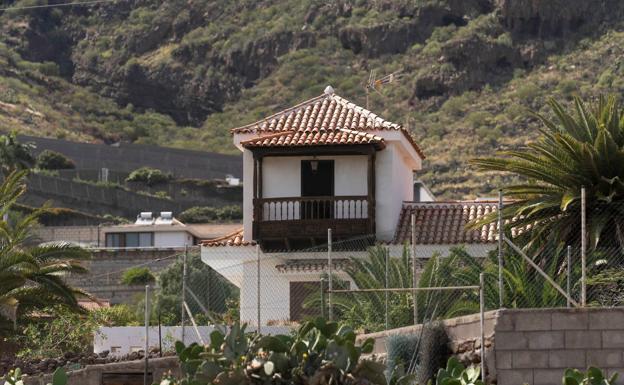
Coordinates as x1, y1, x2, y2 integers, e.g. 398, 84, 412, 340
2, 0, 624, 198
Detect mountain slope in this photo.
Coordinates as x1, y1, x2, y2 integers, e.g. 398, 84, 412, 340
1, 0, 624, 198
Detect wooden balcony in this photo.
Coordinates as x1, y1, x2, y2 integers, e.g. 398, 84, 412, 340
253, 196, 374, 245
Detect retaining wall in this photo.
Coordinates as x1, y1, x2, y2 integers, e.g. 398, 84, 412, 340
494, 308, 624, 385
22, 357, 179, 385
66, 248, 184, 304
21, 135, 242, 179
358, 308, 624, 385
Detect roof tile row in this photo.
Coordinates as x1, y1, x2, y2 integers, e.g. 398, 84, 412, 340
232, 94, 401, 135
393, 202, 500, 245
241, 128, 385, 148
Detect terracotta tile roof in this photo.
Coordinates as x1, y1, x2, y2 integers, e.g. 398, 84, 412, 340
241, 128, 385, 148
232, 93, 401, 134
275, 259, 350, 273
393, 202, 500, 245
232, 91, 424, 158
201, 228, 255, 247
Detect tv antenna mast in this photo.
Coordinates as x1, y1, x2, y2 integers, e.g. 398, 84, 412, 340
364, 69, 403, 109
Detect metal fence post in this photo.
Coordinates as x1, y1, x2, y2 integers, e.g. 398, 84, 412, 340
181, 246, 188, 344
479, 273, 485, 383
411, 213, 418, 324
567, 245, 572, 308
328, 228, 333, 321
498, 189, 504, 308
320, 278, 326, 319
581, 187, 587, 307
144, 285, 150, 385
385, 247, 389, 330
256, 244, 261, 334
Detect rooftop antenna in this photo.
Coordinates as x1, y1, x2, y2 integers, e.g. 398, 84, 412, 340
364, 69, 403, 109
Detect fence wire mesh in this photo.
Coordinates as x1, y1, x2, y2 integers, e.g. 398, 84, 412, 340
84, 188, 624, 380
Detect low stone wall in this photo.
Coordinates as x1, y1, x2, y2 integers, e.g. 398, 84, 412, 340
22, 357, 179, 385
356, 310, 497, 379
358, 308, 624, 385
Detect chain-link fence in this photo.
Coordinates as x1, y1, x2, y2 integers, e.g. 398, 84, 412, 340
86, 187, 624, 382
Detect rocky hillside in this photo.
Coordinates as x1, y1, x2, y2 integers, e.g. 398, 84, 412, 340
2, 0, 624, 198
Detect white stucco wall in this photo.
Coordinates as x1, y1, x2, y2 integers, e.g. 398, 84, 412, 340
239, 129, 423, 243
154, 231, 193, 248
202, 246, 357, 326
243, 149, 254, 240
95, 325, 291, 356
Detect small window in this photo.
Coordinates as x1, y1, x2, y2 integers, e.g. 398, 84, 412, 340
105, 233, 122, 248
139, 232, 153, 247
126, 233, 139, 248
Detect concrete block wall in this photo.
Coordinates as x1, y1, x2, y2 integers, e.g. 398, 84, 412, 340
32, 226, 101, 246
495, 308, 624, 385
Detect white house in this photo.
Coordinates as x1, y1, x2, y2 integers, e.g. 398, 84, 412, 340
102, 212, 200, 248
201, 87, 497, 325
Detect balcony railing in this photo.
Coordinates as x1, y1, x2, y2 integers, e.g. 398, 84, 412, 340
253, 196, 373, 240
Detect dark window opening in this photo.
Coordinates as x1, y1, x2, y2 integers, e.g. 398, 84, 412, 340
301, 160, 334, 220
105, 232, 154, 248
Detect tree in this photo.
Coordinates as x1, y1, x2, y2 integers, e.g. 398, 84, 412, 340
0, 132, 35, 176
36, 150, 75, 170
0, 171, 92, 335
147, 252, 238, 325
471, 95, 624, 252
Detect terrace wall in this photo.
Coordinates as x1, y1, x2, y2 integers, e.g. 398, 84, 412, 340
358, 308, 624, 385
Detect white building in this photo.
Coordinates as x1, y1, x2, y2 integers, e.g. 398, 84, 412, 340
201, 87, 497, 326
102, 212, 200, 248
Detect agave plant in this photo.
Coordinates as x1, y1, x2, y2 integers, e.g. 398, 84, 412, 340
0, 171, 92, 334
471, 95, 624, 253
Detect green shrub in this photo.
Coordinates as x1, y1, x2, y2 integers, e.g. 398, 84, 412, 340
125, 167, 171, 186
153, 190, 171, 199
121, 267, 156, 285
92, 304, 140, 326
557, 79, 579, 96
36, 150, 75, 170
178, 205, 242, 223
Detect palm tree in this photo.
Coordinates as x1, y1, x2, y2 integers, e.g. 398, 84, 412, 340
471, 95, 624, 252
305, 245, 573, 332
0, 171, 91, 334
0, 132, 35, 176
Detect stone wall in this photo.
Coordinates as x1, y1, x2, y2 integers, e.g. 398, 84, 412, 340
356, 311, 497, 378
22, 357, 180, 385
21, 134, 242, 180
494, 308, 624, 385
33, 225, 101, 247
359, 308, 624, 385
67, 248, 185, 304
